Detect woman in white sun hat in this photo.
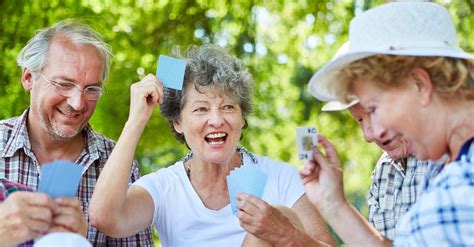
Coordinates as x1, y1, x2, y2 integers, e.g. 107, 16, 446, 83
300, 1, 474, 246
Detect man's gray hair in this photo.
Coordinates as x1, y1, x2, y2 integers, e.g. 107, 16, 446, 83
17, 20, 113, 81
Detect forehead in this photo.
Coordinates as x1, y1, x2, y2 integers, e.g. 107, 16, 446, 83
45, 36, 104, 81
184, 84, 237, 103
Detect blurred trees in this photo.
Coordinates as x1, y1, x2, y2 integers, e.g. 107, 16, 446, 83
1, 0, 472, 243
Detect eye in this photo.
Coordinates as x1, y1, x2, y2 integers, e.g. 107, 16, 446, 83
223, 105, 235, 111
367, 107, 376, 115
54, 80, 76, 90
193, 107, 208, 113
84, 86, 103, 94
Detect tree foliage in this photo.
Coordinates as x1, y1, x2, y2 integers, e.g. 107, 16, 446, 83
1, 0, 472, 242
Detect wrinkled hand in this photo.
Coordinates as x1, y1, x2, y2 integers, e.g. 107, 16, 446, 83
128, 74, 164, 129
48, 198, 88, 237
299, 134, 346, 214
236, 193, 294, 245
0, 192, 57, 247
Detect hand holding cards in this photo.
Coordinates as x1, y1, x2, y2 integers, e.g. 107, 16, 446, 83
296, 127, 318, 160
227, 166, 268, 215
38, 160, 83, 198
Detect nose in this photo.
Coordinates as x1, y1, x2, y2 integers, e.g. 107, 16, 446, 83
66, 90, 86, 111
370, 117, 388, 142
362, 121, 376, 143
208, 109, 225, 128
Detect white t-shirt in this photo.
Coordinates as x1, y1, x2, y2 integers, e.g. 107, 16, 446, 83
133, 149, 304, 247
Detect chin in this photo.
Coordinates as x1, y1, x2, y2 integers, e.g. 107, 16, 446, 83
386, 148, 408, 160
52, 126, 83, 139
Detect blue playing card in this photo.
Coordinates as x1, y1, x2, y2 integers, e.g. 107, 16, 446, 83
38, 160, 83, 198
227, 166, 268, 215
156, 54, 186, 90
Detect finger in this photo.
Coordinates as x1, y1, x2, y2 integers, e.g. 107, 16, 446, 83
236, 194, 260, 217
47, 226, 70, 233
25, 217, 51, 233
15, 192, 57, 211
55, 197, 82, 211
27, 205, 54, 223
52, 203, 86, 234
299, 160, 316, 176
317, 135, 342, 166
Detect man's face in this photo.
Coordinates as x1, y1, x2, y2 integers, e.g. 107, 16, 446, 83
24, 35, 104, 140
348, 103, 409, 160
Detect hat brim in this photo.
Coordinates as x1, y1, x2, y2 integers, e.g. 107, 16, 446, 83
308, 47, 474, 102
321, 99, 359, 112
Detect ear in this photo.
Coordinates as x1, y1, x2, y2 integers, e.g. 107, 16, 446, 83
172, 119, 183, 134
21, 68, 34, 91
409, 68, 433, 106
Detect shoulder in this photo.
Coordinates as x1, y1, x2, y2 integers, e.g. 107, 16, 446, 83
253, 154, 298, 173
138, 161, 183, 183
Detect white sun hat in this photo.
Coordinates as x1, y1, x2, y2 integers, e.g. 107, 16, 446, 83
321, 99, 359, 112
308, 1, 474, 102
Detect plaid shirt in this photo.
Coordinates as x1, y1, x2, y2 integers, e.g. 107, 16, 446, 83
394, 137, 474, 246
367, 153, 431, 239
0, 109, 154, 246
0, 178, 32, 201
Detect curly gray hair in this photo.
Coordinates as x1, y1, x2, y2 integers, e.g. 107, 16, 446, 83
160, 44, 254, 143
17, 19, 113, 81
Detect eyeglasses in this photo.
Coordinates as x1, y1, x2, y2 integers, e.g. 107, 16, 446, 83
40, 73, 104, 101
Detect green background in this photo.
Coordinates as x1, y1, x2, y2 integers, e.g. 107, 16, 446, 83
1, 0, 472, 244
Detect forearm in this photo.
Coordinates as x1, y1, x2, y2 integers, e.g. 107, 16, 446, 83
320, 199, 391, 247
278, 226, 335, 247
89, 121, 144, 229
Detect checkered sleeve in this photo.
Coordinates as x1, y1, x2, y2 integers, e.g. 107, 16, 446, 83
0, 178, 32, 201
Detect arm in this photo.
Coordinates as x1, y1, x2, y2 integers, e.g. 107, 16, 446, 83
299, 134, 391, 247
0, 192, 57, 247
89, 74, 163, 237
236, 194, 335, 246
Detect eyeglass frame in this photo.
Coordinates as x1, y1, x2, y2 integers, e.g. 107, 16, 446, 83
39, 72, 104, 101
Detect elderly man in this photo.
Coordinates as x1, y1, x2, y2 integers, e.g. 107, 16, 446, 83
321, 100, 431, 239
0, 20, 153, 246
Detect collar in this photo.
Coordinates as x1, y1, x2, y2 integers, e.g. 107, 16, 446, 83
181, 146, 258, 165
456, 136, 474, 162
2, 109, 34, 158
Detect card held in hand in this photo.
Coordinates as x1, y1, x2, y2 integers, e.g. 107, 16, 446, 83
296, 127, 318, 160
227, 166, 268, 215
38, 160, 83, 198
156, 54, 186, 90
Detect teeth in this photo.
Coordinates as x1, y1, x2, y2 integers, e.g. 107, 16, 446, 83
206, 132, 226, 138
209, 141, 225, 145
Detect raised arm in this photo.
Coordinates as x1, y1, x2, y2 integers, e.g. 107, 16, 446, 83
299, 134, 392, 247
89, 74, 163, 237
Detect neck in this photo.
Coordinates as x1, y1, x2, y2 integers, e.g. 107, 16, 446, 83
187, 152, 241, 185
27, 120, 85, 164
445, 101, 474, 162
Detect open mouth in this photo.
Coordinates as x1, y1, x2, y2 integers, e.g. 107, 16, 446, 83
382, 139, 392, 147
205, 132, 227, 145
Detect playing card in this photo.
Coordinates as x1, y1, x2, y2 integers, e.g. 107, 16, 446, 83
227, 166, 268, 215
296, 127, 318, 160
156, 54, 186, 90
38, 160, 83, 198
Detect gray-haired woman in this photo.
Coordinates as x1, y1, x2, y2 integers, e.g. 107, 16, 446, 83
89, 44, 334, 246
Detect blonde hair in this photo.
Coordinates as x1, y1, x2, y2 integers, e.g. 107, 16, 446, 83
333, 55, 474, 103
